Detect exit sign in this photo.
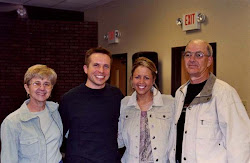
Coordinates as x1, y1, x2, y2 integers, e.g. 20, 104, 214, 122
182, 12, 200, 31
108, 30, 120, 44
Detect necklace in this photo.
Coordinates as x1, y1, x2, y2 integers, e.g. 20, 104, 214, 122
139, 100, 153, 106
137, 98, 153, 111
136, 92, 154, 111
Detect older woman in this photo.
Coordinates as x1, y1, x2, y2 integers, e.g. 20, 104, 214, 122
118, 57, 174, 163
1, 64, 63, 163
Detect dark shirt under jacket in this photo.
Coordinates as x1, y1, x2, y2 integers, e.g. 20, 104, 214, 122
59, 83, 124, 163
176, 80, 206, 163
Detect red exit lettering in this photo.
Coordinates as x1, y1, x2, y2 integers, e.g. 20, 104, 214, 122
108, 31, 115, 40
185, 13, 195, 25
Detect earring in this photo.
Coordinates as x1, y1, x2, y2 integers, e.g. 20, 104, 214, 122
27, 93, 30, 98
131, 83, 135, 89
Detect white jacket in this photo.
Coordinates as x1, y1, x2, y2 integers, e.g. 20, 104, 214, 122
169, 73, 250, 163
118, 88, 174, 163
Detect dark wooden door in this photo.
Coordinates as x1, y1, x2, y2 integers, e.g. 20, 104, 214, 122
108, 53, 127, 96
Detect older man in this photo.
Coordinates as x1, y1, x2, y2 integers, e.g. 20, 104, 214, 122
170, 39, 250, 163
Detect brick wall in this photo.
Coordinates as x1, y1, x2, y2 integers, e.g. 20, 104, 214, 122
0, 17, 98, 124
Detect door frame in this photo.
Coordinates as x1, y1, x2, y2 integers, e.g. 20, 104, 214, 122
108, 53, 128, 95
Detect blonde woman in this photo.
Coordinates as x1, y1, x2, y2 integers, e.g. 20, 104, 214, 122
118, 57, 174, 163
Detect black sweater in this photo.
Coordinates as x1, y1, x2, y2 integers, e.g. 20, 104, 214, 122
59, 83, 124, 163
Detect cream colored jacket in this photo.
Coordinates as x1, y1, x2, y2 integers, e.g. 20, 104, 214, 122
118, 88, 174, 163
169, 73, 250, 163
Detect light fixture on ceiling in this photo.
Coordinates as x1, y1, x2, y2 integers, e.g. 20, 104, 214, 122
17, 6, 28, 18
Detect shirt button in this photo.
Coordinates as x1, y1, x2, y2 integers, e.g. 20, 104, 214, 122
184, 157, 186, 160
185, 131, 187, 134
156, 159, 159, 162
152, 136, 155, 139
126, 115, 128, 118
163, 115, 166, 118
154, 147, 157, 150
149, 114, 152, 117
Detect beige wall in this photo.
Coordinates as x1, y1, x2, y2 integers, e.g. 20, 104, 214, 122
85, 0, 250, 116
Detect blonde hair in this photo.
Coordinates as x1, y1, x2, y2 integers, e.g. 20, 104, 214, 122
24, 64, 57, 86
131, 57, 158, 91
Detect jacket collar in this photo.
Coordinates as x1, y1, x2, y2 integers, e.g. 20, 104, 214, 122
127, 87, 164, 108
19, 99, 59, 122
180, 73, 216, 105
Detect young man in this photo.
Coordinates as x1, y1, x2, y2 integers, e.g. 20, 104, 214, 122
170, 39, 250, 163
59, 47, 124, 163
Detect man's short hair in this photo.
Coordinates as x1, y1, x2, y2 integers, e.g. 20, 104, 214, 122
85, 47, 112, 66
186, 39, 213, 56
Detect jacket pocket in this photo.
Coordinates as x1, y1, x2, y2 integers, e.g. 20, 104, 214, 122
155, 112, 171, 120
155, 112, 172, 131
20, 137, 39, 157
196, 120, 223, 140
122, 111, 136, 129
196, 125, 226, 162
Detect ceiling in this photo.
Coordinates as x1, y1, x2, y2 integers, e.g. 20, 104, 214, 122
0, 0, 115, 12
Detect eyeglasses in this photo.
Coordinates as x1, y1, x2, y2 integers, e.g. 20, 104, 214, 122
29, 81, 52, 89
183, 51, 211, 59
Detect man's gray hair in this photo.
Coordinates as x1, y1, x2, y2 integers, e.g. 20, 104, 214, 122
186, 39, 213, 56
